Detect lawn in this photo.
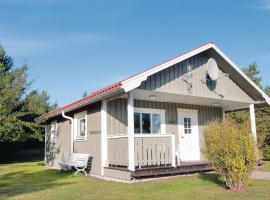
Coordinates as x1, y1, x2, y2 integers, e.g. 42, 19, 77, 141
1, 161, 270, 200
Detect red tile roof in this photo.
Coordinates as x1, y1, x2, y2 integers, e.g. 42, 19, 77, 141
47, 81, 122, 116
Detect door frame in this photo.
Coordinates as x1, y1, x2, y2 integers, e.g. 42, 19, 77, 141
177, 108, 200, 162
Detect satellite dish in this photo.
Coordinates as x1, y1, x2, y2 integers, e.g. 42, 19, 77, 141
207, 58, 219, 81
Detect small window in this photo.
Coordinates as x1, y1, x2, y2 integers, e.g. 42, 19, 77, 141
74, 111, 87, 140
79, 118, 86, 137
184, 117, 192, 134
133, 110, 162, 134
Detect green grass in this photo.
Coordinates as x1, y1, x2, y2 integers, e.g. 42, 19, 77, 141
0, 161, 270, 200
257, 160, 270, 171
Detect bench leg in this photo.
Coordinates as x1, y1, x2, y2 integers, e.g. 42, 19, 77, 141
74, 166, 88, 176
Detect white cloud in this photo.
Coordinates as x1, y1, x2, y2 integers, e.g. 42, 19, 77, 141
249, 0, 270, 10
0, 33, 106, 56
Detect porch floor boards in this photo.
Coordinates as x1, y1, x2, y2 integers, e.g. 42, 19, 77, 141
131, 161, 212, 178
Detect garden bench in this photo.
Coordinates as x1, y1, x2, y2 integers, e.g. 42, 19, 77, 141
58, 153, 90, 176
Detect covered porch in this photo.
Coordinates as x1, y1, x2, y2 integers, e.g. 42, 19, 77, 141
101, 89, 258, 178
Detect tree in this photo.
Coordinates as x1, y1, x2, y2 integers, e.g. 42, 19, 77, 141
242, 62, 262, 88
265, 85, 270, 96
0, 45, 56, 142
82, 91, 87, 97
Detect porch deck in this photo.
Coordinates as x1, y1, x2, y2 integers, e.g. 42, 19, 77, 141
106, 161, 212, 179
106, 133, 213, 179
131, 161, 212, 178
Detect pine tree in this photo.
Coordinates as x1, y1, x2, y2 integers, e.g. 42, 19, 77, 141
0, 45, 56, 142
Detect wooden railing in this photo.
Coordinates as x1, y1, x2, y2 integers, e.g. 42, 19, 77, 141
107, 133, 176, 169
107, 135, 129, 167
134, 134, 175, 169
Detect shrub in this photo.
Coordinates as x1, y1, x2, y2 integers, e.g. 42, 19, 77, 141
263, 145, 270, 160
203, 119, 258, 191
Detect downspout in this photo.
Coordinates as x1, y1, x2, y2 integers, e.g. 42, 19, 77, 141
62, 111, 74, 154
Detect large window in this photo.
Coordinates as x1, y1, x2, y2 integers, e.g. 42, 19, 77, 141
134, 108, 165, 134
74, 111, 87, 140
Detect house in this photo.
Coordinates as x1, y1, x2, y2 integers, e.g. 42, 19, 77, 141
37, 42, 270, 181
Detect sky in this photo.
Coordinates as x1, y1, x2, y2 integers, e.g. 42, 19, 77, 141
0, 0, 270, 106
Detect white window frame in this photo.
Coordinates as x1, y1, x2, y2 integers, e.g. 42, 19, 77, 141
134, 108, 166, 134
74, 111, 87, 141
50, 120, 57, 144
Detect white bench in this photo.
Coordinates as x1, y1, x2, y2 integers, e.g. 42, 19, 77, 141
58, 153, 90, 176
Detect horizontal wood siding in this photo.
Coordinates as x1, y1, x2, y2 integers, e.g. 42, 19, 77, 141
139, 53, 253, 103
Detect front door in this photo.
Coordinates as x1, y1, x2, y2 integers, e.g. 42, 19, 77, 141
177, 109, 200, 161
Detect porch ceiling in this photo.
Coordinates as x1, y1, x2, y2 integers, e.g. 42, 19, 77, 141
131, 89, 251, 111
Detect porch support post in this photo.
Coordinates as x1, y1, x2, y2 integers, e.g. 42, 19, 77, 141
222, 108, 226, 122
127, 92, 135, 171
249, 104, 257, 141
101, 100, 108, 176
171, 133, 176, 167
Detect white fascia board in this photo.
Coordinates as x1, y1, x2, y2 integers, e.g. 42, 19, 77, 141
212, 45, 270, 105
121, 43, 214, 92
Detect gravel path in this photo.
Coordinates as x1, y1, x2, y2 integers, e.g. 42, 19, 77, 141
251, 171, 270, 180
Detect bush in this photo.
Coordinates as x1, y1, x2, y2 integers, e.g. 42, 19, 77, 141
263, 145, 270, 160
203, 119, 258, 191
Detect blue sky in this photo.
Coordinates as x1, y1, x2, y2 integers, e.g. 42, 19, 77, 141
0, 0, 269, 106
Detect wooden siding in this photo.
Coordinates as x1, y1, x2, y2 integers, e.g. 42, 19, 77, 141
107, 99, 222, 160
139, 53, 253, 103
107, 98, 222, 135
107, 98, 127, 135
107, 137, 128, 167
73, 101, 101, 175
45, 119, 71, 168
46, 101, 102, 175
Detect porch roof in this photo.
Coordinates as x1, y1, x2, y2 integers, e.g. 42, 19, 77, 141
131, 89, 254, 111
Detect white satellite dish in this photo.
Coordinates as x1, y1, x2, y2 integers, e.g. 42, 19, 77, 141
207, 58, 219, 81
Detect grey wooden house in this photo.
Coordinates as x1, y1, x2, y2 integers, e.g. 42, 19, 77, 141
37, 42, 270, 180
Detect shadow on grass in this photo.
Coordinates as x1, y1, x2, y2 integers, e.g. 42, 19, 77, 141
0, 155, 43, 164
0, 166, 77, 199
198, 172, 225, 188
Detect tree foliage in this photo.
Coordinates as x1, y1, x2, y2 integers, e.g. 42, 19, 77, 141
0, 45, 56, 142
227, 62, 270, 150
242, 62, 262, 88
203, 119, 257, 191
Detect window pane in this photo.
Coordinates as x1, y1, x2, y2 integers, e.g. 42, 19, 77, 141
80, 119, 85, 136
134, 112, 141, 133
142, 113, 151, 134
152, 114, 161, 133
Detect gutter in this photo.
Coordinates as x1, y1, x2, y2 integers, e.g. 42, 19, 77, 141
61, 111, 74, 154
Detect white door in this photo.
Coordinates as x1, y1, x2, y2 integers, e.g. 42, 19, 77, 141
178, 109, 200, 161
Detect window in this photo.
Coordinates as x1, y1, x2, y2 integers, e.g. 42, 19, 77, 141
50, 121, 57, 143
134, 108, 164, 134
74, 111, 87, 140
184, 117, 192, 134
78, 118, 86, 137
